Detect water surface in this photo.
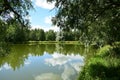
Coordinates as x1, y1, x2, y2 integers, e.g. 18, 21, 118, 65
0, 44, 95, 80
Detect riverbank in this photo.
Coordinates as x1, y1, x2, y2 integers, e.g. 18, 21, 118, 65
26, 41, 81, 45
78, 43, 120, 80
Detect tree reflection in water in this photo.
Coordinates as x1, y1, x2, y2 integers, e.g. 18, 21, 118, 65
0, 44, 96, 80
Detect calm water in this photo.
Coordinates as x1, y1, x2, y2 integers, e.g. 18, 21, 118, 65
0, 44, 95, 80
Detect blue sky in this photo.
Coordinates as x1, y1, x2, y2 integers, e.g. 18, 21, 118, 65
29, 0, 59, 31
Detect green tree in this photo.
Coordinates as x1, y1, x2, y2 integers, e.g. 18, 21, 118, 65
0, 0, 33, 26
63, 31, 74, 41
29, 29, 37, 41
39, 29, 45, 41
0, 0, 33, 55
29, 29, 45, 41
5, 22, 30, 43
0, 0, 33, 42
47, 0, 120, 45
46, 30, 56, 41
0, 20, 9, 56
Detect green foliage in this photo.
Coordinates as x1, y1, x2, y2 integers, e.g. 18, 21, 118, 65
0, 20, 9, 56
48, 0, 120, 46
78, 45, 120, 80
0, 0, 33, 43
62, 31, 74, 41
0, 0, 33, 26
97, 45, 112, 57
39, 29, 46, 41
0, 0, 33, 55
46, 30, 56, 41
29, 29, 45, 41
0, 20, 6, 41
5, 22, 30, 43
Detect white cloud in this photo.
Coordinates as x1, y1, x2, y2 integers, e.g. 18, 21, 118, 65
2, 63, 11, 70
31, 25, 59, 31
35, 0, 55, 9
45, 53, 70, 66
70, 62, 84, 72
61, 65, 75, 80
45, 53, 84, 80
45, 53, 84, 66
0, 63, 12, 71
49, 25, 59, 31
45, 16, 52, 24
45, 56, 68, 66
35, 73, 62, 80
24, 60, 31, 65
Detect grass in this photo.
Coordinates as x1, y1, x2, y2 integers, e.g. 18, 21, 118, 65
26, 41, 81, 45
78, 44, 120, 80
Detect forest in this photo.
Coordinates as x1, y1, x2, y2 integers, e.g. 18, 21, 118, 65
4, 27, 81, 43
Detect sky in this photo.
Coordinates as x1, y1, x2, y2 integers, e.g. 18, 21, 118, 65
29, 0, 59, 31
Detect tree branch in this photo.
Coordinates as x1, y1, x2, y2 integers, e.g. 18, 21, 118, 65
2, 0, 26, 27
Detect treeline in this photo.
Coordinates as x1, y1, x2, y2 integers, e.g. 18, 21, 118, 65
5, 25, 81, 43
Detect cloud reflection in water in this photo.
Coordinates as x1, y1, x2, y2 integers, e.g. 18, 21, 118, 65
61, 65, 75, 80
0, 63, 11, 71
45, 53, 84, 66
45, 53, 84, 80
35, 73, 62, 80
24, 60, 31, 65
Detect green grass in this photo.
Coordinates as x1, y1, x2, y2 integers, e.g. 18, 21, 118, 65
78, 44, 120, 80
26, 41, 81, 45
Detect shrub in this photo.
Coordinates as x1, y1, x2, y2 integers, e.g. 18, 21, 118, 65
78, 44, 120, 80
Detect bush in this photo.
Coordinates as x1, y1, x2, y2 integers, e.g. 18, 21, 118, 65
78, 45, 120, 80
